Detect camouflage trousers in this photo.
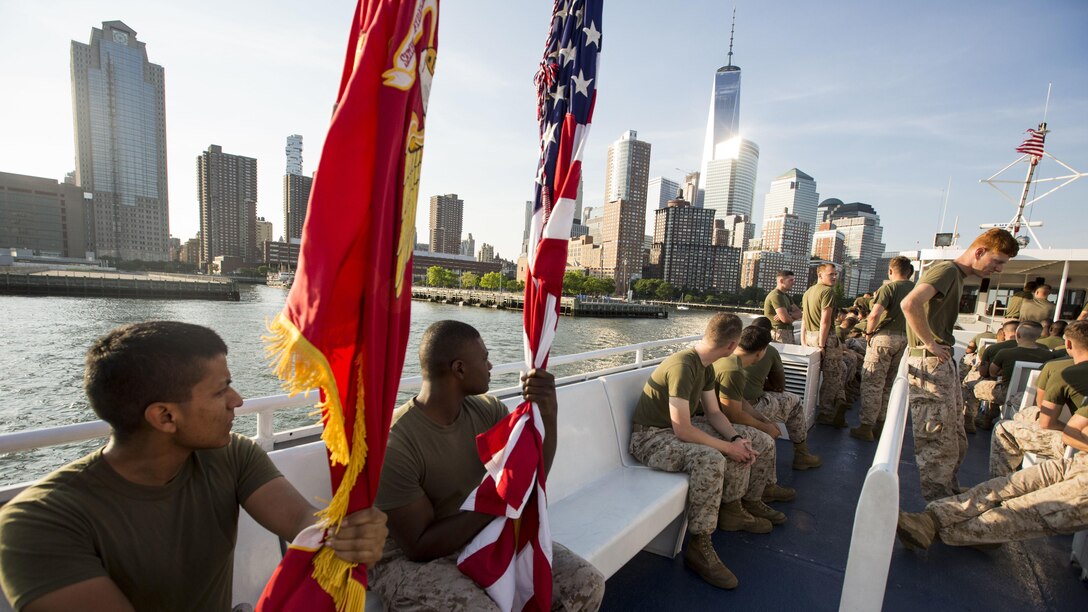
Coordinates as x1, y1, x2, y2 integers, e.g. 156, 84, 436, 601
907, 355, 967, 502
989, 408, 1065, 477
959, 354, 979, 384
926, 453, 1088, 546
859, 333, 908, 427
771, 327, 797, 345
630, 418, 775, 536
965, 379, 1006, 417
805, 331, 845, 418
752, 390, 807, 443
842, 346, 864, 406
369, 540, 605, 611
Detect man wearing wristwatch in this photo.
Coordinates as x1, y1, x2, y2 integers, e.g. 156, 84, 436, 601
853, 256, 915, 442
901, 228, 1019, 501
802, 263, 848, 427
630, 313, 777, 590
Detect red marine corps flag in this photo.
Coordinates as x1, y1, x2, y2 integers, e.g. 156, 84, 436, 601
456, 1, 603, 610
258, 1, 438, 610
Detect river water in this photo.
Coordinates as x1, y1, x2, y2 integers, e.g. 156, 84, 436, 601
0, 285, 718, 485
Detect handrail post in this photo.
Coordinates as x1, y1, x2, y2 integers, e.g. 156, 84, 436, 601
635, 347, 644, 367
255, 410, 275, 451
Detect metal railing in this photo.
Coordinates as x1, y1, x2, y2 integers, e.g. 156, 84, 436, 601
840, 352, 911, 611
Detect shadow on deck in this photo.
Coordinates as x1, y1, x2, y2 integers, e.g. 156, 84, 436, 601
601, 408, 1088, 611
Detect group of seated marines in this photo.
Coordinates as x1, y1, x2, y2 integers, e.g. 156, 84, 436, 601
2, 310, 1087, 610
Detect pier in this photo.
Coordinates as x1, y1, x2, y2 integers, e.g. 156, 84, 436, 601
410, 287, 667, 318
0, 270, 240, 301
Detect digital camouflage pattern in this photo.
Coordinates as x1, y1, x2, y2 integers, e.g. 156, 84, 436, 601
630, 418, 775, 536
859, 333, 908, 427
771, 327, 797, 345
805, 331, 845, 418
752, 390, 807, 442
907, 355, 967, 501
989, 415, 1065, 477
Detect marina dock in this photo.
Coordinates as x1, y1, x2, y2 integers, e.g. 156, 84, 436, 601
0, 270, 240, 301
411, 287, 667, 318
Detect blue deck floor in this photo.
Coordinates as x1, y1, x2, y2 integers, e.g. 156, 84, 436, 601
601, 408, 1088, 611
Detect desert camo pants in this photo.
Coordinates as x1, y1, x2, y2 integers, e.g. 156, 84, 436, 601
907, 355, 967, 502
966, 379, 1006, 417
927, 454, 1088, 546
630, 418, 775, 536
989, 409, 1065, 477
771, 327, 797, 345
752, 390, 807, 442
961, 366, 982, 418
369, 541, 605, 611
859, 333, 908, 427
842, 349, 862, 406
805, 331, 845, 419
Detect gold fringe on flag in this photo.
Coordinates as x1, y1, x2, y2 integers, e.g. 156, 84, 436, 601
312, 547, 368, 612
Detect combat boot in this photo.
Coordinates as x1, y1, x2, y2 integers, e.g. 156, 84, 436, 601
762, 482, 797, 502
873, 420, 885, 437
832, 403, 849, 428
718, 499, 773, 534
896, 510, 938, 550
683, 534, 738, 589
849, 423, 875, 442
963, 410, 976, 434
975, 405, 1001, 430
743, 499, 787, 525
791, 442, 822, 470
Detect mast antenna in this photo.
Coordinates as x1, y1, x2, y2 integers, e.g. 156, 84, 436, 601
727, 8, 736, 66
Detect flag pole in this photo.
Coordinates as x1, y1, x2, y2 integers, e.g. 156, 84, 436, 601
1010, 121, 1046, 236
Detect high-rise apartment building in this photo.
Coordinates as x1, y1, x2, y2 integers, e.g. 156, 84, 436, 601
647, 177, 681, 210
740, 250, 787, 292
0, 171, 91, 258
71, 21, 168, 261
460, 233, 475, 258
601, 131, 651, 294
812, 222, 845, 265
682, 172, 700, 205
429, 194, 463, 255
477, 242, 495, 263
283, 135, 312, 241
817, 200, 886, 295
762, 168, 819, 228
761, 212, 813, 260
645, 196, 740, 294
256, 216, 274, 247
197, 145, 258, 268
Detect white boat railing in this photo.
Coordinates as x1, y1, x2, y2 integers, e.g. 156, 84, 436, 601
0, 334, 701, 489
840, 352, 911, 612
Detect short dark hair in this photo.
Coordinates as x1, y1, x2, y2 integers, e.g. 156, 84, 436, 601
1066, 320, 1088, 350
1051, 320, 1068, 337
750, 316, 773, 331
739, 326, 772, 352
419, 320, 482, 377
705, 313, 743, 348
1024, 280, 1039, 292
1002, 319, 1020, 332
84, 322, 228, 439
776, 270, 795, 279
889, 255, 914, 277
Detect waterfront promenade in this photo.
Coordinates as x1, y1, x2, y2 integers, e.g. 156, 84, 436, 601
0, 269, 240, 301
411, 286, 668, 318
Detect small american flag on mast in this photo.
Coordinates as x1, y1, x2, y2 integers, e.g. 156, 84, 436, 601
456, 1, 602, 610
1016, 126, 1046, 159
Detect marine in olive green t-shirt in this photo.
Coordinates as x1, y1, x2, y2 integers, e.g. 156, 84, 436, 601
764, 289, 794, 330
713, 354, 749, 404
716, 346, 783, 404
870, 280, 915, 335
802, 284, 836, 333
1039, 335, 1066, 350
907, 261, 966, 348
376, 394, 509, 520
1047, 361, 1088, 413
1037, 358, 1073, 406
634, 348, 716, 429
990, 346, 1056, 380
1004, 290, 1030, 319
1019, 298, 1055, 324
981, 339, 1017, 365
0, 434, 281, 612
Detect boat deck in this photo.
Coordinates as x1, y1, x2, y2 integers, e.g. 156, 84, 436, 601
602, 410, 1088, 611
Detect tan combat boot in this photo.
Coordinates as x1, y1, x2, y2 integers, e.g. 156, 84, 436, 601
791, 442, 822, 470
762, 482, 797, 502
850, 423, 875, 442
718, 499, 773, 533
683, 534, 738, 589
743, 499, 787, 525
896, 510, 939, 550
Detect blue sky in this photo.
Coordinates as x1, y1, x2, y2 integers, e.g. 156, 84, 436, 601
2, 0, 1085, 260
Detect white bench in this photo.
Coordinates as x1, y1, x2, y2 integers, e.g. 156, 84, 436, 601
1001, 361, 1045, 419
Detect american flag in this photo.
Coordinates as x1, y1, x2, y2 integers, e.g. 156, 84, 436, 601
1016, 127, 1046, 159
456, 1, 602, 610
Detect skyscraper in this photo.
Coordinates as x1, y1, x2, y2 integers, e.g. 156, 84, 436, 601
197, 145, 258, 268
762, 168, 819, 228
460, 233, 475, 258
645, 195, 740, 294
602, 131, 651, 294
698, 15, 742, 187
283, 135, 312, 241
647, 177, 681, 210
429, 193, 464, 255
818, 200, 887, 295
71, 21, 168, 261
701, 140, 759, 218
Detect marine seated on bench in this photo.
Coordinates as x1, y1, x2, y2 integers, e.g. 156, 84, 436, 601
369, 320, 605, 611
0, 321, 387, 611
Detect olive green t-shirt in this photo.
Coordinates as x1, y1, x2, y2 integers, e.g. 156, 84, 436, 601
981, 339, 1017, 365
1039, 335, 1066, 350
376, 395, 509, 520
634, 348, 716, 428
764, 289, 793, 330
721, 346, 783, 403
1037, 358, 1072, 403
802, 284, 836, 333
0, 434, 280, 612
1047, 361, 1088, 414
1019, 298, 1055, 324
1004, 290, 1030, 319
907, 261, 965, 348
712, 354, 749, 403
990, 345, 1056, 379
871, 280, 915, 334
853, 296, 872, 312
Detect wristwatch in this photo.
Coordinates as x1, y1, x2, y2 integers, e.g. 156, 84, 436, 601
729, 434, 743, 442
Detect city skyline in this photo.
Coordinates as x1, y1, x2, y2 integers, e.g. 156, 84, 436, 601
1, 1, 1085, 263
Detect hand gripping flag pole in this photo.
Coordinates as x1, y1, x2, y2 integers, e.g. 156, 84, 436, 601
258, 1, 439, 610
456, 1, 603, 610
